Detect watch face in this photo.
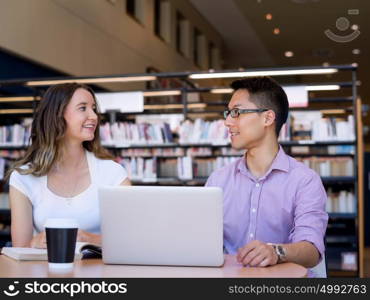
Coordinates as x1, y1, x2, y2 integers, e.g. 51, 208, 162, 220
277, 245, 286, 258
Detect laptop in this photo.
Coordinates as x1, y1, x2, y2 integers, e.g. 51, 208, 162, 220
98, 186, 224, 267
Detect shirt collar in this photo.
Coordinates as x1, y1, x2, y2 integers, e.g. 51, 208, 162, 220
269, 145, 290, 173
237, 145, 290, 178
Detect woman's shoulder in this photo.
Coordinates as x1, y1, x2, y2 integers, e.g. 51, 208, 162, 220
9, 165, 42, 198
10, 165, 39, 181
97, 157, 122, 169
91, 154, 127, 185
89, 152, 123, 171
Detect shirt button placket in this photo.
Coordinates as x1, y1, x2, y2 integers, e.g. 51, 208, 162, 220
248, 181, 261, 241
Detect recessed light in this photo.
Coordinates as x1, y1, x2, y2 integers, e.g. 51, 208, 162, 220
322, 62, 330, 67
273, 28, 280, 35
352, 49, 361, 55
265, 13, 272, 20
336, 17, 350, 31
351, 24, 359, 30
285, 51, 294, 57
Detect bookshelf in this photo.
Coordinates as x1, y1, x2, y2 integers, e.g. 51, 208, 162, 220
0, 64, 364, 277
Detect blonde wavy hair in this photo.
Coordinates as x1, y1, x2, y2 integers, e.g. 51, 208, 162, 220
7, 83, 113, 178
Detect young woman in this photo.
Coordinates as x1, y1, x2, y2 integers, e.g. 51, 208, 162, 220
8, 83, 130, 248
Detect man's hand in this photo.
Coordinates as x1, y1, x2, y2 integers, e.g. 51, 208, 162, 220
236, 240, 278, 267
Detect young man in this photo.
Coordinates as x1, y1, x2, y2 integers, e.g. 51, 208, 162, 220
206, 77, 328, 271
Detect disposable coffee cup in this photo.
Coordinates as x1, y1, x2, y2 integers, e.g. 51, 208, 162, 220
44, 218, 78, 272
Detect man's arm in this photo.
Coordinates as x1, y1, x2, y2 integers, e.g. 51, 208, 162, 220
238, 170, 327, 269
282, 241, 320, 268
236, 240, 320, 268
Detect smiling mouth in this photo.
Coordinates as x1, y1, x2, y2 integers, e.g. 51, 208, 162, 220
230, 132, 240, 136
82, 125, 96, 129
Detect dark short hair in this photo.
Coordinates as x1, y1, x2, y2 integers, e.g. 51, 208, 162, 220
230, 77, 289, 137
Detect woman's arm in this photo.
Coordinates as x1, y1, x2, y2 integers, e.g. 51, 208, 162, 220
77, 230, 101, 245
9, 186, 34, 247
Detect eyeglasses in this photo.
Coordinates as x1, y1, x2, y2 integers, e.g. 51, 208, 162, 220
223, 108, 269, 119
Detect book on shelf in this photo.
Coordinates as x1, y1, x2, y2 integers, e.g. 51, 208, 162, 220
288, 112, 355, 142
178, 119, 229, 145
1, 242, 102, 261
0, 121, 32, 147
278, 116, 291, 142
0, 149, 27, 158
177, 157, 193, 180
117, 154, 241, 181
158, 158, 178, 178
118, 147, 185, 157
0, 158, 4, 180
296, 157, 354, 176
116, 154, 358, 182
290, 145, 355, 155
186, 147, 212, 157
135, 114, 184, 132
100, 122, 174, 146
117, 157, 157, 181
193, 157, 239, 178
219, 147, 245, 156
0, 151, 27, 181
326, 189, 355, 213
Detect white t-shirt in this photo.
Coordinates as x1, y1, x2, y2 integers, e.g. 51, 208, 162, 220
9, 151, 128, 234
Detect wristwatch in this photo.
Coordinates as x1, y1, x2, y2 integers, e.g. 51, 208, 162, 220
268, 243, 287, 263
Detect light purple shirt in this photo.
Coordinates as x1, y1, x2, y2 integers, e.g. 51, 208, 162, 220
206, 146, 328, 260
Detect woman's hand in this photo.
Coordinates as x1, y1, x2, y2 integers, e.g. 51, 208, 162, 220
30, 229, 101, 248
77, 229, 101, 245
30, 231, 47, 249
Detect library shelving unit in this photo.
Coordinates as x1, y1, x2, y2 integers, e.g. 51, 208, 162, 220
0, 64, 364, 277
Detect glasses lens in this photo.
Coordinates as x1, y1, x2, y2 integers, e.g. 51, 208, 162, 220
230, 109, 239, 118
223, 110, 229, 119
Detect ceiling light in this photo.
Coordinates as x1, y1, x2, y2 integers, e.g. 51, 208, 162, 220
143, 90, 181, 97
144, 103, 206, 110
189, 68, 338, 79
322, 62, 330, 67
0, 109, 34, 114
305, 85, 340, 91
188, 103, 207, 109
26, 76, 157, 86
0, 96, 41, 102
352, 49, 361, 55
321, 109, 346, 114
336, 17, 350, 31
210, 88, 233, 94
273, 28, 280, 35
265, 13, 272, 20
285, 51, 294, 57
351, 24, 359, 30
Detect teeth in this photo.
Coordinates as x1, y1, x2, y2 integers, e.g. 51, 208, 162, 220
83, 125, 95, 128
230, 132, 239, 136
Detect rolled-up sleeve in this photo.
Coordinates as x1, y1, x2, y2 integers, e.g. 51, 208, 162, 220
289, 170, 328, 260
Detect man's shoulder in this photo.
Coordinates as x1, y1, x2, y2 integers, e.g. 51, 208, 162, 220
287, 155, 321, 181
